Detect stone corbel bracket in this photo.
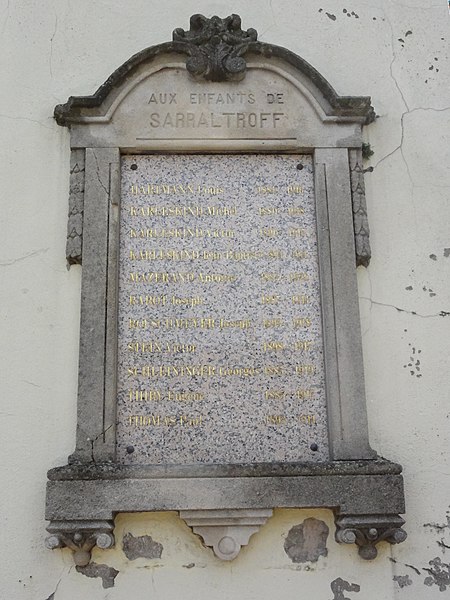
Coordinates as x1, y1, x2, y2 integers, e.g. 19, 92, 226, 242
180, 509, 273, 560
335, 514, 407, 560
45, 520, 115, 566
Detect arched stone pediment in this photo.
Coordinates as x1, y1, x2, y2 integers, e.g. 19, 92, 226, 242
55, 14, 374, 153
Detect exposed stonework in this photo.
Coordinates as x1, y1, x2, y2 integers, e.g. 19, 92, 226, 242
76, 563, 119, 589
122, 533, 163, 560
330, 578, 360, 600
424, 557, 450, 592
393, 575, 412, 588
284, 518, 329, 563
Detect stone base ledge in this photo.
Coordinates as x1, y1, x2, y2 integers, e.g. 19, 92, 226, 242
45, 459, 406, 562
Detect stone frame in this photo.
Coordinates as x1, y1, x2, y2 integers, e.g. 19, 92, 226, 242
46, 14, 406, 564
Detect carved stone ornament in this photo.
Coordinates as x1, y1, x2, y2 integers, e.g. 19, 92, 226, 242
45, 520, 115, 566
180, 509, 273, 560
349, 149, 371, 267
172, 14, 257, 82
335, 514, 407, 560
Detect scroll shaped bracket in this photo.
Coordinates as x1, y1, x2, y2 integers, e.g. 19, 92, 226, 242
180, 509, 273, 560
335, 514, 407, 560
45, 520, 115, 566
173, 14, 257, 82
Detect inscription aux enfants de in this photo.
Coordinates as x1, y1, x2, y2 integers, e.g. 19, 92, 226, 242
146, 90, 286, 129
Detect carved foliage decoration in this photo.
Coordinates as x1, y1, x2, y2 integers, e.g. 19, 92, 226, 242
173, 14, 257, 82
349, 149, 371, 268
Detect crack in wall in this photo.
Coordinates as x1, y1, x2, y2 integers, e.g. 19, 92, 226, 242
0, 247, 50, 266
0, 113, 54, 130
93, 153, 110, 198
360, 296, 450, 318
88, 424, 115, 463
1, 0, 10, 35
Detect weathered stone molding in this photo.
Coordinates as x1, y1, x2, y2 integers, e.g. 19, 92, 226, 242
45, 520, 114, 566
335, 514, 407, 560
180, 509, 273, 560
46, 460, 406, 562
54, 16, 374, 126
66, 149, 85, 266
349, 148, 371, 268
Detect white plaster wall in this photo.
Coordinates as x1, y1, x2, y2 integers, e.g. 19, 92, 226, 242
1, 1, 449, 598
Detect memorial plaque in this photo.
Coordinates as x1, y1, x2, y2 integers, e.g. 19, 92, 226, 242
46, 16, 407, 566
117, 154, 328, 464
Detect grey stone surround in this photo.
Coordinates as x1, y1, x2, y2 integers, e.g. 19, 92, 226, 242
46, 14, 406, 564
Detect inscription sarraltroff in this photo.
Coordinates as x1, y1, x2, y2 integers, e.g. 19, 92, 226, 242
144, 90, 287, 130
116, 155, 329, 464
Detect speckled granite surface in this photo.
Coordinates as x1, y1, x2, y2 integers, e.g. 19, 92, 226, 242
116, 155, 328, 464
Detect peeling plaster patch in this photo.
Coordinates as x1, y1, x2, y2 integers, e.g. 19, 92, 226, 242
325, 12, 336, 21
403, 344, 422, 377
424, 557, 450, 592
343, 9, 359, 18
284, 518, 329, 563
429, 254, 437, 261
183, 563, 195, 569
444, 248, 450, 257
76, 563, 119, 589
399, 30, 413, 46
123, 532, 163, 560
422, 286, 436, 298
330, 578, 360, 599
393, 575, 412, 588
45, 595, 55, 600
